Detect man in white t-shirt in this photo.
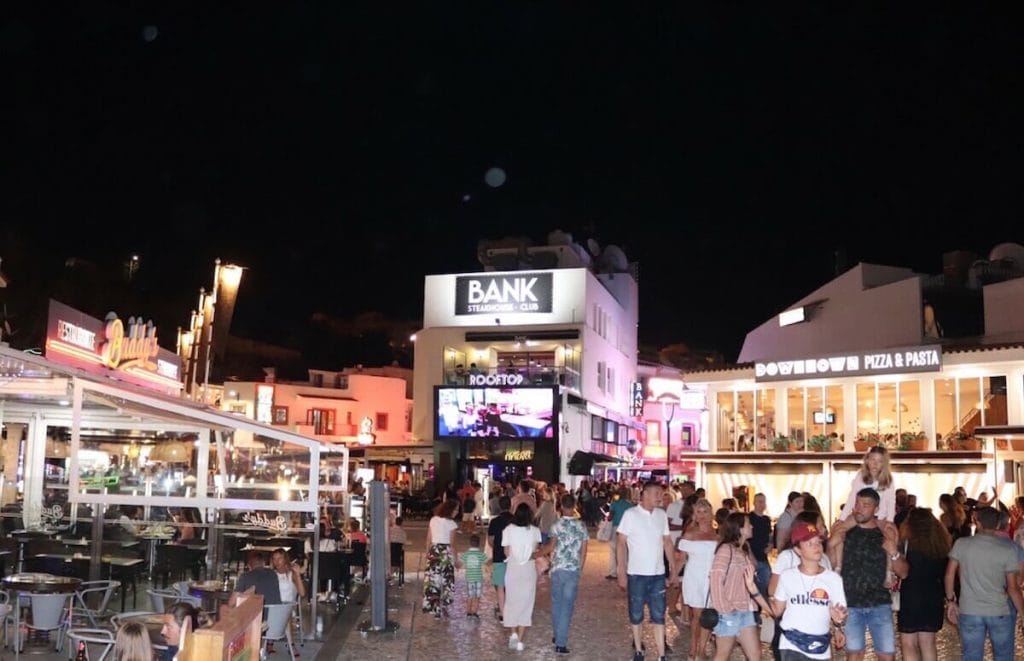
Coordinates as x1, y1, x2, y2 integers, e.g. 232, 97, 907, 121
616, 481, 678, 661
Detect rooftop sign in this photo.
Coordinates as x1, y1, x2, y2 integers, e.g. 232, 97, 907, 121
754, 344, 942, 382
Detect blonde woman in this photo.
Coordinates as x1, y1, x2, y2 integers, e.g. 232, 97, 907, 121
114, 621, 154, 661
676, 498, 717, 661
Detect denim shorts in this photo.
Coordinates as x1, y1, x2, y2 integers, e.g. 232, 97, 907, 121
466, 581, 482, 598
627, 574, 666, 625
713, 609, 757, 638
845, 604, 895, 654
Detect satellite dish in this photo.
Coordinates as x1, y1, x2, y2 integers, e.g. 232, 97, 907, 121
989, 242, 1024, 268
586, 238, 601, 257
602, 244, 629, 272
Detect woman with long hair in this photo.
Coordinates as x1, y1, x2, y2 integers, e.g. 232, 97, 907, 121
708, 512, 761, 661
422, 498, 459, 618
892, 508, 951, 661
832, 446, 897, 569
800, 493, 829, 536
676, 498, 717, 658
502, 503, 542, 652
938, 493, 971, 541
114, 621, 154, 661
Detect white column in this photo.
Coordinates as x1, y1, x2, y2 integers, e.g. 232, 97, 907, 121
775, 386, 788, 439
1007, 367, 1024, 425
919, 376, 937, 450
843, 382, 857, 451
22, 413, 47, 528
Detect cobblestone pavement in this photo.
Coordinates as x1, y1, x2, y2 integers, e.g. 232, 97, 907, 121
332, 520, 1022, 660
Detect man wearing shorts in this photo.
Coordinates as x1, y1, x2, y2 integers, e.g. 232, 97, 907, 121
487, 495, 514, 618
616, 481, 678, 661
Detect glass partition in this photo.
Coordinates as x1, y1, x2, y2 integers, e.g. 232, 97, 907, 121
787, 388, 805, 446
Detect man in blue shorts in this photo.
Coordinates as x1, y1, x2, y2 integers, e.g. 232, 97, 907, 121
616, 481, 678, 661
487, 495, 514, 619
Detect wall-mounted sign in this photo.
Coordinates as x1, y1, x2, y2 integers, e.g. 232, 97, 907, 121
40, 504, 64, 524
629, 382, 644, 416
504, 448, 533, 461
45, 300, 182, 395
469, 373, 524, 387
455, 272, 553, 315
754, 344, 942, 382
241, 511, 289, 533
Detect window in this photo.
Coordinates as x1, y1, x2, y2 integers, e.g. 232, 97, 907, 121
375, 412, 389, 431
607, 366, 615, 395
597, 361, 606, 391
306, 408, 335, 435
312, 373, 324, 387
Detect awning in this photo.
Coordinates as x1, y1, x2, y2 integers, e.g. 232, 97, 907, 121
588, 452, 623, 465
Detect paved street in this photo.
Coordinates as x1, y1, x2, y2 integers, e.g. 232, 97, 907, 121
331, 519, 1019, 660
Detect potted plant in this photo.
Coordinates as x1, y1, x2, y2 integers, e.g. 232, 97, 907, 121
898, 431, 927, 451
948, 431, 981, 451
808, 434, 833, 452
854, 433, 878, 453
771, 435, 792, 452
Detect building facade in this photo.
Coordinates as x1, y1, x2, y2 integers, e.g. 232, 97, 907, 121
673, 254, 1024, 518
413, 236, 641, 491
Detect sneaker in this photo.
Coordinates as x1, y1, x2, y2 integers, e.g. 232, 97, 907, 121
633, 649, 644, 661
508, 633, 519, 650
514, 642, 524, 652
555, 646, 570, 655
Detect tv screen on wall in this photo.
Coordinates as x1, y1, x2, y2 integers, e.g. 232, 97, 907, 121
435, 386, 559, 440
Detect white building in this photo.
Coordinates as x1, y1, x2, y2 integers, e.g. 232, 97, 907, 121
412, 232, 641, 490
678, 246, 1024, 518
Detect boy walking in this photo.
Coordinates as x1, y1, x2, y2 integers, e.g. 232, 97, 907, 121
460, 534, 488, 617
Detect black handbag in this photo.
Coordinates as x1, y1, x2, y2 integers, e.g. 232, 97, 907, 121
699, 546, 732, 631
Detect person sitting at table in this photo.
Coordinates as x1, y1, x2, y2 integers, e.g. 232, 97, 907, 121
347, 519, 368, 545
161, 602, 210, 661
118, 505, 141, 536
235, 551, 282, 605
114, 620, 154, 661
170, 508, 195, 542
271, 548, 306, 656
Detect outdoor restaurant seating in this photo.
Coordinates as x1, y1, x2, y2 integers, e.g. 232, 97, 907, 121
64, 627, 115, 661
70, 579, 120, 628
18, 592, 73, 656
262, 602, 298, 660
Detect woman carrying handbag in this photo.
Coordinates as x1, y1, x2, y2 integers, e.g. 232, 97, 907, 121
707, 512, 763, 661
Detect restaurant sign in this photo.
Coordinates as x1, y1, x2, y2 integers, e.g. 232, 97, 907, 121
454, 272, 553, 315
754, 344, 942, 383
241, 511, 289, 533
45, 300, 183, 395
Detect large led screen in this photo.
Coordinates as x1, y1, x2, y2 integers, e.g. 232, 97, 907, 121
435, 386, 558, 440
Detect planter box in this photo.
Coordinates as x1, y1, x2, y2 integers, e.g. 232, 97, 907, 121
853, 440, 871, 453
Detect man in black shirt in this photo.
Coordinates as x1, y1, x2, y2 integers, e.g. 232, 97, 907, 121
748, 492, 772, 596
828, 488, 899, 661
236, 551, 282, 605
487, 496, 514, 619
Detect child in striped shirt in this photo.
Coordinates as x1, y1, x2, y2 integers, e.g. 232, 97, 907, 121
460, 534, 488, 617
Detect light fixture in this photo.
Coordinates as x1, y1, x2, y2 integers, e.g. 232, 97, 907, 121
149, 441, 192, 463
891, 400, 909, 413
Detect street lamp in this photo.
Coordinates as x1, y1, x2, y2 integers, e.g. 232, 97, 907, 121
660, 395, 680, 481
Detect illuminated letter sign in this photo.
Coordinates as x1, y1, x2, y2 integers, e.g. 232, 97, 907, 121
241, 511, 289, 532
504, 448, 534, 461
468, 373, 524, 386
454, 272, 553, 315
754, 344, 942, 382
630, 382, 645, 416
99, 314, 160, 370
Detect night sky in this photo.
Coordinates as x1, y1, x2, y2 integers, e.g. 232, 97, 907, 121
3, 5, 1022, 362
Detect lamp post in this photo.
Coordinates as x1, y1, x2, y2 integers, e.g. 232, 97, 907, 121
661, 396, 680, 481
181, 259, 243, 403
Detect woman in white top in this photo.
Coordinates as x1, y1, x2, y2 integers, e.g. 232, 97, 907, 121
271, 549, 305, 655
422, 499, 460, 618
676, 498, 717, 661
502, 503, 542, 652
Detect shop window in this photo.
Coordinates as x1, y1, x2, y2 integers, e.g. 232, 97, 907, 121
825, 385, 843, 441
857, 383, 878, 438
958, 377, 982, 435
376, 412, 389, 432
934, 378, 956, 442
736, 391, 754, 450
787, 388, 806, 446
899, 381, 921, 436
877, 383, 897, 442
753, 388, 776, 451
716, 392, 734, 451
306, 408, 335, 435
984, 376, 1008, 426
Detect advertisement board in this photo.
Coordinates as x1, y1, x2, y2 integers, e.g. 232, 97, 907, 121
435, 386, 558, 440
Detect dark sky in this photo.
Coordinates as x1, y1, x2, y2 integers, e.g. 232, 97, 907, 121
3, 5, 1022, 361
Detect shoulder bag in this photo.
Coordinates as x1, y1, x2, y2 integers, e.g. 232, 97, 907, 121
596, 518, 614, 542
699, 545, 732, 630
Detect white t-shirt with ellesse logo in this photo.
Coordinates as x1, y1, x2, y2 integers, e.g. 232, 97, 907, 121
774, 567, 846, 660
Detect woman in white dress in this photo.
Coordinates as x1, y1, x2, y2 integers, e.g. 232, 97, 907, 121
502, 502, 542, 652
676, 498, 717, 661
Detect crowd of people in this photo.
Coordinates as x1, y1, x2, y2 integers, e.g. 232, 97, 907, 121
420, 446, 1024, 660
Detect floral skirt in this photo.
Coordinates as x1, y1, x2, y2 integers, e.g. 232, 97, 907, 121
422, 543, 455, 616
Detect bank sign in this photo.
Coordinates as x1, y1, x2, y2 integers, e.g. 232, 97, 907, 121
455, 272, 553, 315
754, 344, 942, 383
